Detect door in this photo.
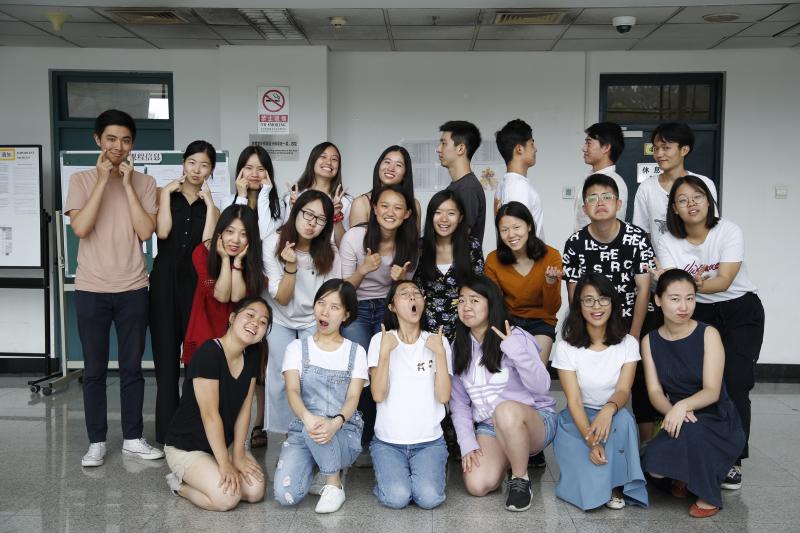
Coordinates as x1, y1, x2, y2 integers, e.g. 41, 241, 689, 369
599, 73, 724, 216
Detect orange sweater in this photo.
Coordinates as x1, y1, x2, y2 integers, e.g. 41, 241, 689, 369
484, 245, 562, 325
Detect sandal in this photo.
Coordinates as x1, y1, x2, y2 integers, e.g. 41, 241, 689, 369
250, 426, 267, 449
689, 503, 720, 518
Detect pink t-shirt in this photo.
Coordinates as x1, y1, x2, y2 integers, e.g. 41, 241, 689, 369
64, 168, 157, 292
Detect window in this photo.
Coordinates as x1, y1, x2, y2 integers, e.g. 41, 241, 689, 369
66, 81, 170, 120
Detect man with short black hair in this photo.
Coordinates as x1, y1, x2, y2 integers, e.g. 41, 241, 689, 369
437, 120, 486, 245
574, 122, 628, 230
65, 109, 163, 467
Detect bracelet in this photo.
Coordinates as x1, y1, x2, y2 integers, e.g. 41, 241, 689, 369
331, 413, 346, 425
333, 212, 344, 224
605, 400, 619, 413
283, 266, 297, 275
232, 264, 243, 271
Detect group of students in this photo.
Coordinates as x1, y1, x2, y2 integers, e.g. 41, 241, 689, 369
66, 109, 764, 518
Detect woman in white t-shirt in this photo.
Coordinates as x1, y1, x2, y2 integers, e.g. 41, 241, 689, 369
367, 279, 452, 509
552, 273, 647, 512
655, 175, 764, 489
263, 190, 342, 435
274, 279, 368, 514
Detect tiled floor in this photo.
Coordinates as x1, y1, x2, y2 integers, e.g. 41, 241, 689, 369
1, 376, 798, 533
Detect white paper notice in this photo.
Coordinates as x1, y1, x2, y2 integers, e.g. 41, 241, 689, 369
0, 146, 42, 266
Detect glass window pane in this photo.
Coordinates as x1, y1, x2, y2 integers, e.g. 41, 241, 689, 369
66, 82, 169, 119
606, 83, 712, 123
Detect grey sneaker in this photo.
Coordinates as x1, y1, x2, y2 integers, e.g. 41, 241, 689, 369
122, 438, 165, 460
81, 442, 107, 467
165, 472, 182, 496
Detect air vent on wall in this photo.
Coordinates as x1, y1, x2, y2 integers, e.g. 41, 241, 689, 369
107, 10, 190, 24
494, 11, 570, 25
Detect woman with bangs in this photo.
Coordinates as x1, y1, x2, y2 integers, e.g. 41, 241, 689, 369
552, 273, 647, 512
654, 175, 764, 490
367, 280, 452, 509
263, 190, 342, 436
340, 183, 420, 447
449, 275, 556, 513
231, 145, 282, 239
349, 145, 422, 230
284, 142, 350, 245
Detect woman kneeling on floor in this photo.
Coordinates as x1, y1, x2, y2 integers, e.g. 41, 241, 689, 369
368, 280, 453, 509
163, 296, 271, 511
552, 273, 648, 511
449, 275, 557, 512
273, 279, 368, 514
641, 269, 745, 518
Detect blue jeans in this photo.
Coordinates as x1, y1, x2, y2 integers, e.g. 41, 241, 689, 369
370, 436, 448, 509
342, 298, 385, 445
265, 321, 315, 433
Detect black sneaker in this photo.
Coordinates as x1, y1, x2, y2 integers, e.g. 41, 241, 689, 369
529, 451, 546, 468
505, 477, 532, 512
721, 466, 742, 490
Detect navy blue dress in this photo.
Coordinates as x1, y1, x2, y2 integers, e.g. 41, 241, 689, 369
643, 322, 745, 508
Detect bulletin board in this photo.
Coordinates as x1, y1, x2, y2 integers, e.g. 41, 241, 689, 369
0, 145, 44, 268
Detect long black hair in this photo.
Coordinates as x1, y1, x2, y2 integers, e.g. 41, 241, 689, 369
382, 279, 424, 331
276, 190, 336, 275
561, 273, 627, 349
666, 175, 719, 238
296, 141, 344, 196
419, 189, 471, 283
206, 204, 265, 298
495, 201, 547, 264
362, 184, 419, 268
235, 145, 280, 220
370, 145, 415, 203
452, 275, 510, 375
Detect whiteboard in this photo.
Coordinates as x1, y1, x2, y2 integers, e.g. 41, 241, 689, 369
60, 150, 232, 277
0, 145, 43, 267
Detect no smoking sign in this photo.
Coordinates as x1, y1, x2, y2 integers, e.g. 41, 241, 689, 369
257, 86, 290, 133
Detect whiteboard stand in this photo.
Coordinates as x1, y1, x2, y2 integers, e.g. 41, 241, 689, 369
29, 211, 81, 395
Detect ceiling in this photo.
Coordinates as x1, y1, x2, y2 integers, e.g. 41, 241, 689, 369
0, 3, 798, 50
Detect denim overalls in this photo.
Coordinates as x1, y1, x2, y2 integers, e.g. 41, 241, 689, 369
274, 338, 364, 506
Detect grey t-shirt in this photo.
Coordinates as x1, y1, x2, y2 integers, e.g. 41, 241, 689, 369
446, 172, 486, 246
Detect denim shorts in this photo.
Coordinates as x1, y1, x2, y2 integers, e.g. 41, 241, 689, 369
510, 316, 557, 340
475, 407, 557, 449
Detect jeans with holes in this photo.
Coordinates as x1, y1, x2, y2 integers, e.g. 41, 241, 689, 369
370, 436, 448, 509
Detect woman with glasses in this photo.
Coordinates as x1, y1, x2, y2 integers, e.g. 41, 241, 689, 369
653, 175, 763, 491
367, 280, 452, 509
552, 273, 647, 512
449, 275, 556, 513
263, 190, 342, 434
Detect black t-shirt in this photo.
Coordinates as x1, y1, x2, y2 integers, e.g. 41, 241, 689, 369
446, 172, 486, 246
562, 221, 655, 319
165, 340, 260, 453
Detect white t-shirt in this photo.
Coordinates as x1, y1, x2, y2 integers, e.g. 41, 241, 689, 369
632, 171, 718, 253
551, 335, 641, 409
494, 171, 545, 240
367, 330, 453, 445
281, 336, 369, 384
573, 165, 629, 231
261, 232, 342, 329
654, 218, 757, 304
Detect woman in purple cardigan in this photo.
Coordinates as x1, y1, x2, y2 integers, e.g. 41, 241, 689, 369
450, 275, 556, 513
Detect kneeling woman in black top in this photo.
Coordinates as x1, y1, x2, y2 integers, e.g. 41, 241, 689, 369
164, 296, 272, 511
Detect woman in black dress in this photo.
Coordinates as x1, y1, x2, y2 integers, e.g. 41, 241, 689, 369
150, 140, 219, 444
641, 269, 744, 518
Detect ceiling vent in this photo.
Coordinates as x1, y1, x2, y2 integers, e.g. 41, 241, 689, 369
107, 10, 190, 25
494, 11, 571, 25
239, 9, 305, 40
702, 13, 741, 23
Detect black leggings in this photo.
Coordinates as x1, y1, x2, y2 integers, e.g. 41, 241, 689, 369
693, 293, 765, 461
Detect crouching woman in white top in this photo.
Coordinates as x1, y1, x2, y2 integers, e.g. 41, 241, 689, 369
552, 273, 648, 511
273, 279, 369, 514
368, 279, 453, 509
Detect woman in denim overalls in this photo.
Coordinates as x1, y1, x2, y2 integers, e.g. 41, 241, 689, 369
274, 279, 369, 513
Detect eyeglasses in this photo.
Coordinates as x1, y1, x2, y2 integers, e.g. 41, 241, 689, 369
675, 193, 707, 208
585, 192, 617, 205
581, 296, 612, 308
396, 290, 424, 301
300, 209, 327, 227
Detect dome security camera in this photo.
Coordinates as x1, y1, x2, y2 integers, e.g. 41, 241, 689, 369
612, 16, 636, 34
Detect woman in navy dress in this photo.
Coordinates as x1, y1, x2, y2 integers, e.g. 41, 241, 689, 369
641, 269, 744, 518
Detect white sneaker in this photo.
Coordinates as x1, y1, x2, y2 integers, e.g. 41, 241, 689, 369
81, 442, 107, 467
165, 472, 183, 496
122, 438, 165, 460
315, 485, 346, 514
605, 495, 626, 509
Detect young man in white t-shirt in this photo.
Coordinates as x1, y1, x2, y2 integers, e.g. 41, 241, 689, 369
632, 122, 718, 253
494, 119, 545, 240
574, 122, 628, 231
